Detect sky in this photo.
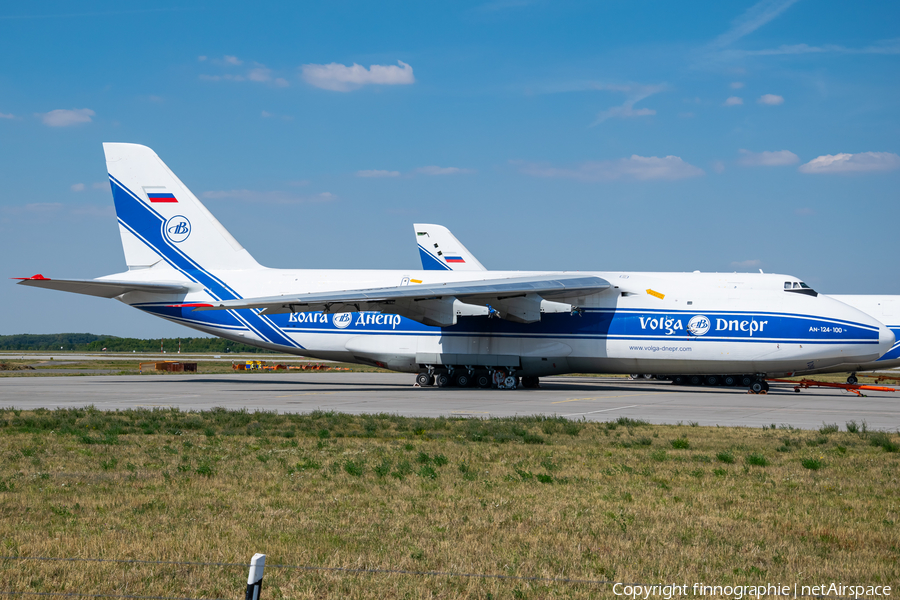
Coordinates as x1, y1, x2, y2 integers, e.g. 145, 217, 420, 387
1, 0, 898, 338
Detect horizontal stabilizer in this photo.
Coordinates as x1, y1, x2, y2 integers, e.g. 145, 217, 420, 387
14, 275, 190, 299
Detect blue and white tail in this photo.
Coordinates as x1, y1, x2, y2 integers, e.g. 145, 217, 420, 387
105, 143, 260, 272
414, 223, 486, 271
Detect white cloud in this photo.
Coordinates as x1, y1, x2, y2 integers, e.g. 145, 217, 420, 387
596, 104, 655, 122
724, 96, 743, 106
758, 94, 784, 105
0, 112, 14, 119
201, 189, 336, 204
591, 83, 666, 125
709, 0, 801, 50
731, 259, 761, 268
247, 67, 271, 82
200, 56, 288, 87
357, 169, 401, 178
730, 82, 745, 89
70, 183, 85, 192
738, 149, 799, 166
301, 60, 415, 92
40, 108, 95, 127
518, 155, 704, 182
416, 166, 474, 176
798, 152, 900, 174
721, 38, 900, 59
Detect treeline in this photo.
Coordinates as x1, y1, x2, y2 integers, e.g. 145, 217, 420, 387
0, 334, 275, 354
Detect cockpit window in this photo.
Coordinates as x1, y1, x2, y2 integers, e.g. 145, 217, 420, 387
784, 281, 817, 297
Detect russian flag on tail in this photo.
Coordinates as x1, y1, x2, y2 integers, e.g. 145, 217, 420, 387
143, 186, 178, 203
147, 192, 178, 203
445, 256, 465, 263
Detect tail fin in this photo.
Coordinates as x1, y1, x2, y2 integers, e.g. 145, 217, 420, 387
104, 143, 260, 272
414, 223, 486, 271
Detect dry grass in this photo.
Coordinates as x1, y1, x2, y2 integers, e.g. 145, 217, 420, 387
0, 358, 390, 377
0, 409, 898, 599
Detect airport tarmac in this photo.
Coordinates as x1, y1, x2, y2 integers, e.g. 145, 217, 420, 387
1, 372, 897, 430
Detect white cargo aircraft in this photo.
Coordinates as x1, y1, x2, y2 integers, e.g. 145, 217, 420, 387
15, 144, 895, 393
414, 224, 900, 384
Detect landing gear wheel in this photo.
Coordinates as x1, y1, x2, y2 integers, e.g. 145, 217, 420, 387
740, 375, 754, 388
706, 375, 720, 386
630, 374, 640, 380
475, 371, 491, 388
436, 372, 452, 388
522, 376, 540, 389
750, 380, 769, 394
642, 374, 653, 379
689, 375, 702, 386
673, 375, 685, 385
504, 375, 517, 389
847, 375, 858, 385
454, 372, 472, 388
724, 375, 737, 387
415, 373, 432, 387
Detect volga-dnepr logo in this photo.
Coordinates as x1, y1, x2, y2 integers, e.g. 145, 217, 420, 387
332, 312, 353, 329
164, 215, 191, 243
687, 315, 711, 336
638, 313, 769, 337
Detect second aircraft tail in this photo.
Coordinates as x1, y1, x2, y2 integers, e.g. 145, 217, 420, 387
414, 223, 486, 271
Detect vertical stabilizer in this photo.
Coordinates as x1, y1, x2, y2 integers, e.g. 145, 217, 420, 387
414, 223, 486, 271
104, 143, 260, 271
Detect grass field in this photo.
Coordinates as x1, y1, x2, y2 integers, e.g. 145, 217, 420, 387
0, 408, 898, 599
0, 356, 391, 377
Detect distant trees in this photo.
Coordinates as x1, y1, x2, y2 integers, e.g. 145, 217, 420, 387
0, 334, 275, 353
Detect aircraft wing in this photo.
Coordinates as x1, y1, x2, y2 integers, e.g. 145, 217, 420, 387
14, 275, 190, 299
177, 274, 610, 326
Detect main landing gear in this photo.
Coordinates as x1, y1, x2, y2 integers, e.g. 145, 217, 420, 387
415, 367, 536, 390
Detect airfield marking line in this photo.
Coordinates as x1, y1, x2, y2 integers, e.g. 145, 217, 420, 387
274, 392, 340, 398
562, 404, 639, 417
551, 393, 650, 405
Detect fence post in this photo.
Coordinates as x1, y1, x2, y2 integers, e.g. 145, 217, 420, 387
245, 553, 266, 600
